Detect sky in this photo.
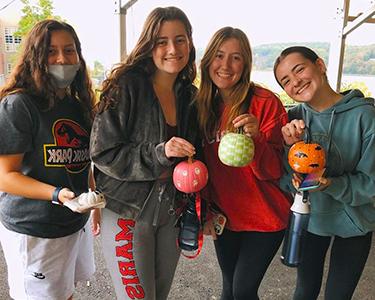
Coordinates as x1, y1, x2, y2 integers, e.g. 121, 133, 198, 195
1, 0, 375, 70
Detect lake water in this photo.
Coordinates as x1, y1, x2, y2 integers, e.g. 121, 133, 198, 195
252, 70, 375, 96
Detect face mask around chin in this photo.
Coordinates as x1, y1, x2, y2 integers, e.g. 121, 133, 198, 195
48, 64, 80, 89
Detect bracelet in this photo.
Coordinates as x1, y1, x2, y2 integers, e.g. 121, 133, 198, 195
51, 187, 63, 205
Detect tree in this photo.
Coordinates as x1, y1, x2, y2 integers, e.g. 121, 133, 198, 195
91, 61, 105, 79
341, 81, 372, 97
279, 91, 297, 109
15, 0, 63, 38
89, 60, 107, 90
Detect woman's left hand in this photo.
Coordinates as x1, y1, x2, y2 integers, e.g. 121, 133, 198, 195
233, 113, 259, 138
90, 208, 101, 236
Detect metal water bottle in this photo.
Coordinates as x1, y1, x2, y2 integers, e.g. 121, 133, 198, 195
281, 191, 310, 267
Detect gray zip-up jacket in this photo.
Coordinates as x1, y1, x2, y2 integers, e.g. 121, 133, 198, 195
90, 69, 199, 219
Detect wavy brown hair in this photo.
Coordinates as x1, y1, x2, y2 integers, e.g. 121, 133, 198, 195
0, 19, 95, 122
98, 6, 196, 112
195, 27, 254, 139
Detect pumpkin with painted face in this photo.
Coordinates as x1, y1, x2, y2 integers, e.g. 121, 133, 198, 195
288, 141, 326, 174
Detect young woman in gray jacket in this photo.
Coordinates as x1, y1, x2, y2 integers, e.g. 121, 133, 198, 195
90, 7, 199, 300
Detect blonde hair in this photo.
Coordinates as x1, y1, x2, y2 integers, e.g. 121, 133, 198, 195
195, 27, 253, 139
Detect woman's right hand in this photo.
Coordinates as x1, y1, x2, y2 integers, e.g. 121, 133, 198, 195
165, 137, 196, 158
58, 187, 75, 203
281, 119, 306, 145
203, 219, 217, 240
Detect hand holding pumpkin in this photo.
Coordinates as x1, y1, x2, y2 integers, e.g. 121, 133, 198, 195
282, 119, 306, 146
233, 113, 259, 138
165, 136, 196, 158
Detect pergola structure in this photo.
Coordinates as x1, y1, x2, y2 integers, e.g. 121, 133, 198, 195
328, 0, 375, 91
114, 0, 138, 62
115, 0, 375, 92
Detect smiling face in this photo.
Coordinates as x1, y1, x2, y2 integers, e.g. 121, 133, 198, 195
208, 38, 245, 99
274, 52, 327, 104
48, 30, 79, 65
152, 20, 190, 78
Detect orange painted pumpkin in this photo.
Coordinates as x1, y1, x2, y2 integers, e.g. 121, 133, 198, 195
288, 141, 326, 174
173, 158, 208, 193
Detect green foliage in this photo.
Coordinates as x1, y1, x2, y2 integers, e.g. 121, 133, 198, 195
343, 45, 375, 75
89, 60, 106, 90
91, 61, 105, 78
193, 71, 201, 88
278, 91, 297, 108
340, 81, 372, 97
252, 42, 375, 75
253, 42, 329, 71
14, 0, 63, 38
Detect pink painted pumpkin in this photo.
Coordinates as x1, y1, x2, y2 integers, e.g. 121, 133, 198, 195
173, 158, 208, 193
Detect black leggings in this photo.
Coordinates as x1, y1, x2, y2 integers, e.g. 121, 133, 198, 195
214, 229, 285, 300
294, 231, 372, 300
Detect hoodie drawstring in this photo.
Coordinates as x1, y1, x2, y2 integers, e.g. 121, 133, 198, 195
326, 109, 336, 156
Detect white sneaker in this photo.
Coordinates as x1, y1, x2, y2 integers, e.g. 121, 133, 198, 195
64, 190, 106, 213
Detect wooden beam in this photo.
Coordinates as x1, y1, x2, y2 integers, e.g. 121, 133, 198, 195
343, 3, 375, 36
348, 15, 375, 23
122, 0, 138, 12
328, 0, 350, 92
115, 0, 139, 61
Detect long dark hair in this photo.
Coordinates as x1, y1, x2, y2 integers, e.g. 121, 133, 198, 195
98, 6, 196, 112
0, 19, 95, 121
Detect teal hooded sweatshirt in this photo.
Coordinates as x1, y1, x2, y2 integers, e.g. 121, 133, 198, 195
280, 89, 375, 238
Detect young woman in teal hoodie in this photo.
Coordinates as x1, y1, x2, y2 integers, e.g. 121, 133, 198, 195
273, 46, 375, 300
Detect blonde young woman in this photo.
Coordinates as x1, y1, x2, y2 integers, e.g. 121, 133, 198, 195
196, 27, 291, 300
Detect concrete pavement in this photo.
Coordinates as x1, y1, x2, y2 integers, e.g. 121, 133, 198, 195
0, 235, 374, 299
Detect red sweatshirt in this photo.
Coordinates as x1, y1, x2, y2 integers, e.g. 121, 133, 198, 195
203, 86, 291, 232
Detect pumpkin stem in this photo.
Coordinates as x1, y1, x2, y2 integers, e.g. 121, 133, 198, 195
188, 156, 193, 164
